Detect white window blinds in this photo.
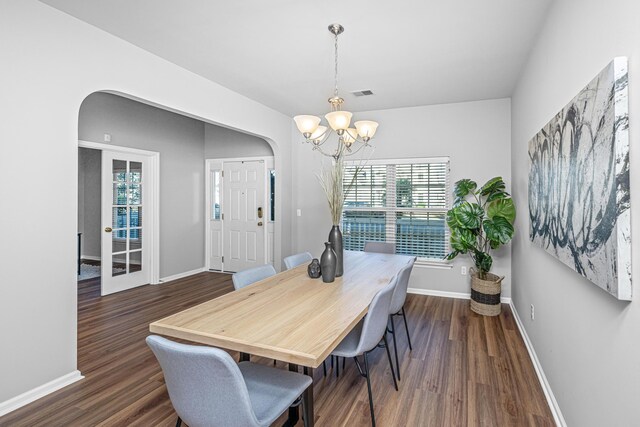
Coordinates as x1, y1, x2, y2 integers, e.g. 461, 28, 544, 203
342, 158, 450, 260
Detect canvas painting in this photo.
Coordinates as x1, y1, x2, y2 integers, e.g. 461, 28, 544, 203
528, 57, 631, 300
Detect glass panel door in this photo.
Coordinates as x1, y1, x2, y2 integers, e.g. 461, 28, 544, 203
110, 159, 143, 276
101, 151, 150, 296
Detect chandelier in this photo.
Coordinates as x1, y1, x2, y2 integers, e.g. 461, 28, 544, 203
294, 24, 379, 160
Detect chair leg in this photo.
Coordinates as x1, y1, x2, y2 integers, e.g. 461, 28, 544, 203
390, 315, 401, 381
342, 356, 346, 370
301, 394, 309, 427
323, 360, 327, 377
363, 352, 376, 427
401, 306, 413, 351
175, 416, 182, 427
382, 332, 398, 391
336, 356, 340, 377
301, 369, 314, 427
287, 364, 301, 425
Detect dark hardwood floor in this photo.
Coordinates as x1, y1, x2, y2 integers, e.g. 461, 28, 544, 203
0, 272, 554, 426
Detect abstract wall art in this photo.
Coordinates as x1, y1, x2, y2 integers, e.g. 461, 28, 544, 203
528, 57, 631, 300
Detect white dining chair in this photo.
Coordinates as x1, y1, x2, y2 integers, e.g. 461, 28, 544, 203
388, 259, 415, 380
363, 241, 395, 254
283, 252, 313, 270
330, 277, 399, 426
147, 335, 312, 427
232, 264, 276, 290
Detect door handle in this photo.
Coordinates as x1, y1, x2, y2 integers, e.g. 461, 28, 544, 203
104, 227, 113, 233
257, 207, 263, 219
257, 221, 263, 227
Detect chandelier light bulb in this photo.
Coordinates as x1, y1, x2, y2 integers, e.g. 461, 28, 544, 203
354, 120, 379, 141
325, 111, 353, 132
293, 115, 321, 137
310, 125, 328, 141
343, 128, 357, 145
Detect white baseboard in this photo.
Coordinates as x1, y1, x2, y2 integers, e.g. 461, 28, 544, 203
158, 267, 206, 284
509, 301, 566, 427
0, 370, 83, 417
408, 287, 511, 304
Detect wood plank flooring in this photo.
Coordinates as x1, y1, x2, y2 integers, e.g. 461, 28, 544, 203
0, 272, 554, 426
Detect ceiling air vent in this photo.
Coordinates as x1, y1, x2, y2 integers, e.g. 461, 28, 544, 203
351, 89, 374, 97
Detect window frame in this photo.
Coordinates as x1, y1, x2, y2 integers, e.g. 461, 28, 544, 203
342, 156, 451, 266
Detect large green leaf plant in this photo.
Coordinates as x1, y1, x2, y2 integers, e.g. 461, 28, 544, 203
445, 177, 516, 279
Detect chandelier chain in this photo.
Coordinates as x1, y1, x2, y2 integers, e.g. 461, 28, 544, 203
334, 31, 339, 98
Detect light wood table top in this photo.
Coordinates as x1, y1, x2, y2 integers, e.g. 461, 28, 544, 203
150, 251, 414, 368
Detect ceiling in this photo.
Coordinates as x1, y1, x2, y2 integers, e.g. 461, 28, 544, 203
40, 0, 553, 116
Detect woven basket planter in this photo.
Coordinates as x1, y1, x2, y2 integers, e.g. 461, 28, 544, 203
469, 269, 504, 316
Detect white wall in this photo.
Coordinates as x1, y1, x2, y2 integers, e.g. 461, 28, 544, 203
79, 92, 206, 278
0, 0, 292, 405
292, 98, 512, 295
78, 147, 101, 258
510, 0, 640, 425
204, 124, 273, 159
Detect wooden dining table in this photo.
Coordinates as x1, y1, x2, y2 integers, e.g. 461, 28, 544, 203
150, 250, 414, 426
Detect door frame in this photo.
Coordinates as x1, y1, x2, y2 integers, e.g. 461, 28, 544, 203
205, 156, 274, 272
78, 140, 160, 285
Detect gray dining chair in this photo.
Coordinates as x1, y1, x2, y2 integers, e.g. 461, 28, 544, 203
232, 264, 279, 364
146, 335, 312, 427
363, 241, 395, 254
328, 241, 393, 380
232, 264, 276, 290
388, 259, 415, 381
283, 252, 313, 270
330, 277, 399, 427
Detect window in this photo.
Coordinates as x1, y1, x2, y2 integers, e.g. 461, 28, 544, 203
211, 170, 221, 220
342, 157, 450, 260
269, 169, 276, 221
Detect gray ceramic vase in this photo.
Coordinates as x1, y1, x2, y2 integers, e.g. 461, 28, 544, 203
320, 242, 337, 283
307, 258, 321, 279
328, 225, 343, 277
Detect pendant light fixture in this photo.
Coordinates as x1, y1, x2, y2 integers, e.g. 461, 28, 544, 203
294, 24, 379, 160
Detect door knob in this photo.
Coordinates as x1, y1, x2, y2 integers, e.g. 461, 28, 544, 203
257, 221, 263, 226
104, 227, 113, 233
257, 207, 263, 219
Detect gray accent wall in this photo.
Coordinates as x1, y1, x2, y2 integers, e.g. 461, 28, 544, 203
291, 98, 512, 295
79, 92, 206, 278
510, 0, 640, 425
204, 123, 273, 158
77, 147, 101, 258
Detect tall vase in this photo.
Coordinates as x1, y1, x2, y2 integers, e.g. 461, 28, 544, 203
328, 225, 344, 277
320, 242, 337, 283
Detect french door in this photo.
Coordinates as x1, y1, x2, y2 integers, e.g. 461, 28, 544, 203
101, 151, 151, 295
222, 160, 266, 272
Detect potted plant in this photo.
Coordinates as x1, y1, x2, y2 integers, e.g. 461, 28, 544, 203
445, 177, 516, 316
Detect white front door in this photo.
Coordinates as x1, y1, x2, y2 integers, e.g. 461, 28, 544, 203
101, 151, 151, 295
223, 160, 266, 272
